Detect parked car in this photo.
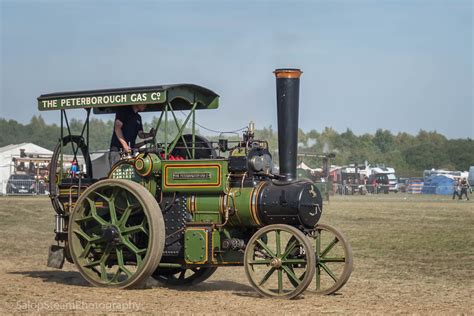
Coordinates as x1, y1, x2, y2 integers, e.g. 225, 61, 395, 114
6, 174, 36, 194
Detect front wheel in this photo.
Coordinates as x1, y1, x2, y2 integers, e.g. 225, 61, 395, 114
244, 224, 315, 299
69, 179, 165, 288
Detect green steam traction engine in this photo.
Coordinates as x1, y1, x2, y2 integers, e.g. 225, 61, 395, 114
39, 69, 353, 299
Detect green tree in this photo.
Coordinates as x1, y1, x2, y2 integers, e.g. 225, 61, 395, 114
373, 129, 395, 153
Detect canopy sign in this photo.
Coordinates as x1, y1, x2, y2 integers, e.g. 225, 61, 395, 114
38, 90, 166, 111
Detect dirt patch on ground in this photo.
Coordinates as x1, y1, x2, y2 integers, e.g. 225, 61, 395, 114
0, 195, 472, 314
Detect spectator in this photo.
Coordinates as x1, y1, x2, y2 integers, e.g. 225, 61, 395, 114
459, 178, 470, 200
372, 177, 378, 194
452, 179, 461, 200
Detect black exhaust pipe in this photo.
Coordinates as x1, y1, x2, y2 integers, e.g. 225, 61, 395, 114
274, 68, 302, 182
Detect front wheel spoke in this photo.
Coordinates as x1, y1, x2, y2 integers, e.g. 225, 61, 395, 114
275, 230, 281, 257
281, 239, 298, 260
178, 270, 186, 280
281, 265, 301, 286
319, 262, 338, 282
258, 267, 275, 286
282, 258, 307, 264
320, 257, 346, 263
248, 259, 271, 265
277, 269, 283, 294
321, 237, 339, 258
256, 239, 276, 258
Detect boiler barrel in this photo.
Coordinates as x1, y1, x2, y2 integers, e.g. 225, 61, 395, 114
185, 180, 323, 229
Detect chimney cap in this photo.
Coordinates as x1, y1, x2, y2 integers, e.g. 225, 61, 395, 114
273, 68, 302, 79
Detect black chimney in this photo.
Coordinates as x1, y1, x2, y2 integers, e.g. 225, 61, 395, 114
274, 68, 302, 182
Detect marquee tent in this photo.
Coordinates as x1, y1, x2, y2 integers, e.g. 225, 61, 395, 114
0, 143, 53, 194
421, 175, 455, 195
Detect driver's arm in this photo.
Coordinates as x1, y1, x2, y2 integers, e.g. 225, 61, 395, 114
114, 119, 131, 153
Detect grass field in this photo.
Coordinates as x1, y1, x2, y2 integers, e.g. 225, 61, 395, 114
0, 194, 472, 314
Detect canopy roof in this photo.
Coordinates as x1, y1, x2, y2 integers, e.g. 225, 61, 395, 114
37, 84, 219, 113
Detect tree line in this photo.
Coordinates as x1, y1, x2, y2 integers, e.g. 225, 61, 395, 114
1, 116, 472, 177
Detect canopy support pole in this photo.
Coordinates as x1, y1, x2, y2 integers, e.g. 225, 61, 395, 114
168, 102, 198, 156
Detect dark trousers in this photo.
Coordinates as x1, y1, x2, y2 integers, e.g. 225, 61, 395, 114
108, 150, 121, 168
460, 188, 469, 200
452, 190, 460, 199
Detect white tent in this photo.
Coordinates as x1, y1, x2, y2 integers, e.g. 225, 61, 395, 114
0, 143, 53, 194
297, 161, 312, 171
297, 161, 322, 173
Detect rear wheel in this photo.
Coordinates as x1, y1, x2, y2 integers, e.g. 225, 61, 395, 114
69, 179, 165, 288
285, 223, 353, 295
171, 134, 217, 159
310, 223, 353, 294
49, 135, 92, 215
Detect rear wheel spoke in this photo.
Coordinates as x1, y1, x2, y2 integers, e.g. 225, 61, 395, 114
321, 238, 339, 258
122, 224, 146, 235
316, 265, 321, 290
320, 262, 338, 283
122, 238, 146, 255
320, 257, 346, 263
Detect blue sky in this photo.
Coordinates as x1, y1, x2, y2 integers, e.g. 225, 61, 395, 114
1, 0, 472, 138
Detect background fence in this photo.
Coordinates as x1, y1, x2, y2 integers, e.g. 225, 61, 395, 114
332, 183, 469, 196
0, 180, 470, 197
0, 179, 48, 196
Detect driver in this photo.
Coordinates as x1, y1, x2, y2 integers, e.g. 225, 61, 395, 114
109, 104, 146, 167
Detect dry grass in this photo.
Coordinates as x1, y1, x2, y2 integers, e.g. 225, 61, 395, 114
0, 194, 472, 314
